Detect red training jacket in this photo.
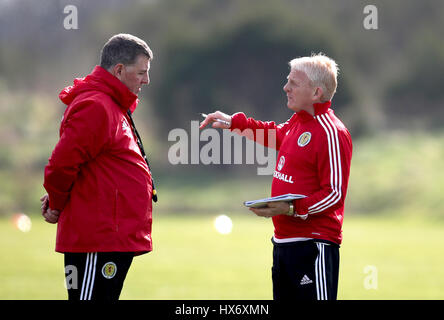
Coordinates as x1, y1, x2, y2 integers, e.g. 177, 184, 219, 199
44, 66, 153, 254
231, 101, 352, 244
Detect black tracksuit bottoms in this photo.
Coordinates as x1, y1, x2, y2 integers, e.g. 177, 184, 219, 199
64, 252, 134, 301
272, 239, 340, 300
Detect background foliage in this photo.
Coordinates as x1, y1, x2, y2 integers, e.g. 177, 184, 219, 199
0, 0, 443, 217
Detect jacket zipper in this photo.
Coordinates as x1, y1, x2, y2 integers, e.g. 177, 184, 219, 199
114, 189, 119, 232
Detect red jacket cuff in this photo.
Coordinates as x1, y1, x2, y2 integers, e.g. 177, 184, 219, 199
45, 188, 69, 211
230, 112, 248, 131
293, 199, 308, 215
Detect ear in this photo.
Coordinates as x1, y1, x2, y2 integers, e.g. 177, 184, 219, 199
313, 86, 323, 101
110, 63, 124, 80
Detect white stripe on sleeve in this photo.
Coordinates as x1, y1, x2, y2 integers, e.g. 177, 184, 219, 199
308, 114, 342, 214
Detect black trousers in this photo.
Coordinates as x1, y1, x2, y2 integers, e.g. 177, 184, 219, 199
272, 239, 340, 300
64, 252, 134, 301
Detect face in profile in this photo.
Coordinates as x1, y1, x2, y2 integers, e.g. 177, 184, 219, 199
283, 69, 317, 112
116, 54, 151, 95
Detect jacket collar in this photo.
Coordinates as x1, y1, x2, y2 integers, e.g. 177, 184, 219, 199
92, 66, 139, 113
295, 101, 332, 123
59, 65, 139, 113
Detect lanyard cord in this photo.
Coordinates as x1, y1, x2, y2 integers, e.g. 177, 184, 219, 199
126, 109, 158, 202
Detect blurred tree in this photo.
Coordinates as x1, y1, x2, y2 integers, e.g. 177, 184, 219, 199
384, 31, 444, 129
152, 1, 354, 132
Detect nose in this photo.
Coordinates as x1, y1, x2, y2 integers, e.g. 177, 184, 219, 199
142, 72, 150, 85
283, 82, 289, 93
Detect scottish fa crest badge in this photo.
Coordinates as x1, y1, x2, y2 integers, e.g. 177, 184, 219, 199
297, 132, 311, 147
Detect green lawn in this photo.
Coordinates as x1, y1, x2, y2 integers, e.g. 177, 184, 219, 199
0, 213, 443, 300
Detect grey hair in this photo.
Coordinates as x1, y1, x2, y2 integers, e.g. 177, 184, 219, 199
100, 33, 153, 70
289, 53, 339, 101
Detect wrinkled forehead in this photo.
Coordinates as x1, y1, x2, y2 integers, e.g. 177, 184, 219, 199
288, 69, 310, 83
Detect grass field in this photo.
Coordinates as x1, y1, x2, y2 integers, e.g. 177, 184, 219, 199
1, 213, 443, 300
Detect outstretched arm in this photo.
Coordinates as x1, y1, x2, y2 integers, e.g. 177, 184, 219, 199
200, 110, 295, 150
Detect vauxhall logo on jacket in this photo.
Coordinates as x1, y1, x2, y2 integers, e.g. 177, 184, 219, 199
274, 155, 294, 184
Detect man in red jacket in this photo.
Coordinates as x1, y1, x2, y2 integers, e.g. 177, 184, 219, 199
200, 53, 352, 300
40, 34, 156, 300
